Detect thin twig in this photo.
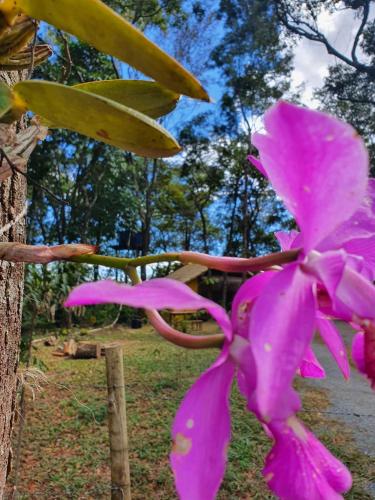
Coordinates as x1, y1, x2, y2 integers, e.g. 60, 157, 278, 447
58, 30, 72, 82
27, 20, 38, 79
0, 148, 69, 206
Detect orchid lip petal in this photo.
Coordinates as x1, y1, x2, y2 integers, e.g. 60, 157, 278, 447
264, 418, 352, 499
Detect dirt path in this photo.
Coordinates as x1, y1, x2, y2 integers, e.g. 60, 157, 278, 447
308, 322, 375, 495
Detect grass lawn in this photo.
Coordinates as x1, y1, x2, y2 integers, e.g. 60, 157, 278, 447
6, 323, 375, 499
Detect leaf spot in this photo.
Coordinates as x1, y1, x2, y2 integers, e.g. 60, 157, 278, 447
264, 472, 274, 482
186, 419, 194, 429
172, 433, 192, 456
97, 129, 110, 139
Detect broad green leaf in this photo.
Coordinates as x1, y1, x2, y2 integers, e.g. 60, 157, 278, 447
3, 0, 210, 101
74, 80, 179, 119
14, 81, 181, 158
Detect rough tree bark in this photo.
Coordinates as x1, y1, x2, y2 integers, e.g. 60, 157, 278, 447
0, 70, 44, 495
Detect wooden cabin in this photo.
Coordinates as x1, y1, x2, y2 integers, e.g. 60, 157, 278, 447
167, 263, 251, 310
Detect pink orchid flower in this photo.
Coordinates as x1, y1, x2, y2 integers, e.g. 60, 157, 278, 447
272, 179, 375, 385
65, 273, 351, 499
248, 101, 375, 402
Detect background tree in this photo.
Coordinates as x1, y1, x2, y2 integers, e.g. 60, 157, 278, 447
211, 0, 294, 256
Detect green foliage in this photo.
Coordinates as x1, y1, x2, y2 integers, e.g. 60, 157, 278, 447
23, 263, 133, 331
316, 65, 375, 172
213, 0, 293, 130
70, 400, 108, 425
23, 262, 90, 328
26, 1, 194, 256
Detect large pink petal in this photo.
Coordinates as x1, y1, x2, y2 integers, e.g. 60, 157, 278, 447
274, 230, 300, 251
298, 345, 326, 379
305, 250, 353, 321
234, 340, 257, 404
247, 154, 268, 178
264, 418, 352, 499
170, 350, 235, 500
333, 266, 375, 322
249, 264, 316, 421
252, 101, 368, 251
65, 278, 232, 340
318, 179, 375, 252
316, 317, 350, 379
342, 237, 375, 279
230, 272, 276, 404
231, 271, 276, 339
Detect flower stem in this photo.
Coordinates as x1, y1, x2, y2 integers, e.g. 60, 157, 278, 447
69, 252, 180, 270
70, 249, 299, 272
127, 267, 225, 350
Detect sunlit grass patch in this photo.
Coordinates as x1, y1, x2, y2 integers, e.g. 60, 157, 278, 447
6, 325, 375, 499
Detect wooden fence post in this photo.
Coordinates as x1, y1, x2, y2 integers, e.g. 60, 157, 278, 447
105, 345, 131, 500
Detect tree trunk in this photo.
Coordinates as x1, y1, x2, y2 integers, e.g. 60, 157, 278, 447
0, 165, 26, 493
0, 71, 44, 494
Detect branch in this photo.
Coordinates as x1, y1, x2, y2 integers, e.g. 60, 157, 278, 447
0, 243, 97, 263
70, 248, 300, 271
275, 1, 375, 77
0, 147, 68, 205
0, 244, 299, 348
58, 30, 73, 82
351, 0, 370, 65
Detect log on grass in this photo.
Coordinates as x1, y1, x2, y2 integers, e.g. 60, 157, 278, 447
44, 336, 58, 346
52, 351, 65, 357
73, 343, 101, 359
63, 339, 77, 356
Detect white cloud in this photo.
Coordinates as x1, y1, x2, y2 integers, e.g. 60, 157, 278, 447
291, 5, 373, 107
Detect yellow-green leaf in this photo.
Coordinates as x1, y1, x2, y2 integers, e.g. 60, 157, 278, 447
3, 0, 210, 101
13, 81, 181, 158
74, 80, 179, 119
0, 81, 26, 122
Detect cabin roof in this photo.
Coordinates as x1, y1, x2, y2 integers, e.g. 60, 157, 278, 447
167, 264, 208, 283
